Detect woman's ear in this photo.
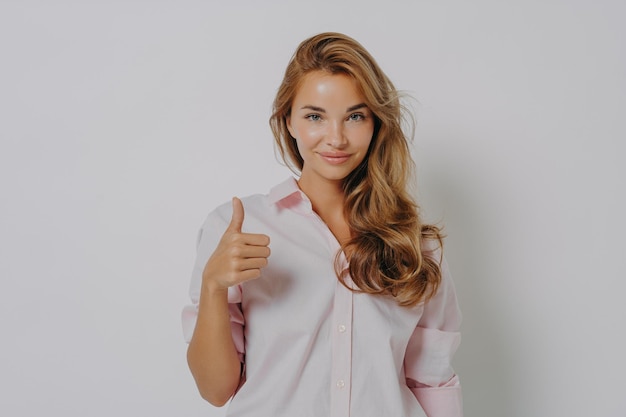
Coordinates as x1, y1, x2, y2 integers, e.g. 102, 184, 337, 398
286, 116, 295, 139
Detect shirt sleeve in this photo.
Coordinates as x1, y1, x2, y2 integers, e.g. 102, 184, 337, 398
404, 246, 463, 417
181, 209, 246, 363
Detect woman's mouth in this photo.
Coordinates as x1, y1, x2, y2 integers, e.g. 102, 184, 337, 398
319, 152, 351, 165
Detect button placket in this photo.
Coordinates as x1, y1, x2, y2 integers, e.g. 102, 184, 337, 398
308, 210, 354, 416
330, 254, 353, 416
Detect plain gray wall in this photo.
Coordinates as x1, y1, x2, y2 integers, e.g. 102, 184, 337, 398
1, 1, 624, 416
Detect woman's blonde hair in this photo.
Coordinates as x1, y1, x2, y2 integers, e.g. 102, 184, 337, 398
270, 32, 443, 307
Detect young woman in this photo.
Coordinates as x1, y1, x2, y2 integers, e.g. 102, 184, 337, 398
182, 32, 463, 417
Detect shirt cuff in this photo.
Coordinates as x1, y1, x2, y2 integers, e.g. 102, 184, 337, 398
404, 326, 461, 386
408, 374, 463, 417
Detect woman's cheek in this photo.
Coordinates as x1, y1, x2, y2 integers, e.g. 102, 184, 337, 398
302, 126, 325, 142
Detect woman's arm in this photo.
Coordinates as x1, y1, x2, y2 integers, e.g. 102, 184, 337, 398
187, 285, 242, 406
405, 248, 463, 417
185, 197, 270, 406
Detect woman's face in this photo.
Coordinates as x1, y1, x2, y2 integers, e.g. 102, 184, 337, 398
287, 71, 374, 189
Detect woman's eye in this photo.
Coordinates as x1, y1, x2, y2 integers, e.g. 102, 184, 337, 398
349, 113, 365, 121
306, 114, 321, 121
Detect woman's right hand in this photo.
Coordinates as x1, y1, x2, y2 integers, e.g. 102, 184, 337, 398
201, 197, 271, 292
189, 196, 265, 406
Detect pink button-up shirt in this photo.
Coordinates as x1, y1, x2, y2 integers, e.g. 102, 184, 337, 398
182, 178, 463, 417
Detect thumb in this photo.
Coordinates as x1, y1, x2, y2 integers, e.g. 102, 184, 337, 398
227, 197, 245, 233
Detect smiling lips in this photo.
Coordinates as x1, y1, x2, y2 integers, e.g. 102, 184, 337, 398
318, 152, 351, 165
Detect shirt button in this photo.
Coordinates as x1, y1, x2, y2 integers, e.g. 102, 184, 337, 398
336, 379, 345, 389
338, 324, 346, 333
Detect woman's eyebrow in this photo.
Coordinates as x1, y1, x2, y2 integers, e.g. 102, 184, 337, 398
346, 103, 368, 112
301, 105, 326, 112
300, 103, 368, 112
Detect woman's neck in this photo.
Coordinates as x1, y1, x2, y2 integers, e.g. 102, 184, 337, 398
298, 175, 343, 210
297, 176, 351, 244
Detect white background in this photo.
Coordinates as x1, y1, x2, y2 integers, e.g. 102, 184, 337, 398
1, 1, 624, 416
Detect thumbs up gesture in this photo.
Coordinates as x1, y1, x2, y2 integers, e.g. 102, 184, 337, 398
202, 197, 271, 292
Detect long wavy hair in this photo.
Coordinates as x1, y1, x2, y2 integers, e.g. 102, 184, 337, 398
270, 32, 443, 307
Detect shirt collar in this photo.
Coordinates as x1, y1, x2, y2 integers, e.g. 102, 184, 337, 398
268, 177, 313, 213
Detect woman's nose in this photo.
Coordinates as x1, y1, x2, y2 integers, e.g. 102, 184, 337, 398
326, 121, 347, 148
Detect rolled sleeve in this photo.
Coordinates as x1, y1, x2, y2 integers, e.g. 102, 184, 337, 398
405, 326, 460, 387
405, 248, 463, 417
408, 375, 463, 417
180, 207, 246, 362
226, 284, 245, 362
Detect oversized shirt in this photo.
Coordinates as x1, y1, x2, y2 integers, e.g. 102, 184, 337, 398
182, 177, 463, 417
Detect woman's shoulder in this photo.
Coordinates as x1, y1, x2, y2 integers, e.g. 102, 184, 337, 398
205, 177, 297, 225
206, 193, 268, 223
421, 236, 444, 261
